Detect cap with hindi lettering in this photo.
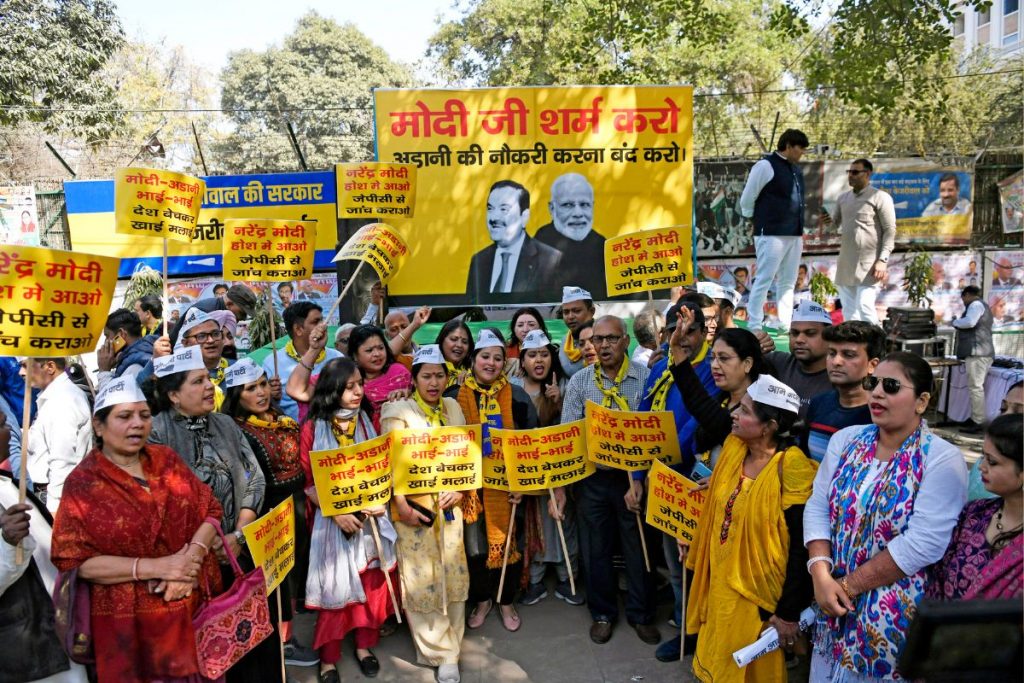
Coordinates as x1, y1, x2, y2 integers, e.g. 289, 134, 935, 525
224, 358, 264, 388
697, 281, 727, 301
93, 377, 148, 414
177, 308, 217, 345
561, 286, 592, 305
747, 375, 801, 415
520, 330, 551, 351
792, 299, 833, 326
413, 344, 445, 366
475, 329, 504, 349
153, 345, 206, 378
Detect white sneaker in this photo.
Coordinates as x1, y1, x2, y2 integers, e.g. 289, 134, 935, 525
438, 663, 461, 683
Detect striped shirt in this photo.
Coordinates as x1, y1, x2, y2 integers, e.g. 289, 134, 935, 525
560, 361, 650, 423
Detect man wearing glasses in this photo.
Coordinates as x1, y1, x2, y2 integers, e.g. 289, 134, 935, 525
828, 158, 896, 324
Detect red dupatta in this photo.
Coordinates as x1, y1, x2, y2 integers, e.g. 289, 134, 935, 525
51, 445, 223, 683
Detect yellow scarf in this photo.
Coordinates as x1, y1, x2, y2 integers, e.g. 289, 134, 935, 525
285, 339, 325, 366
593, 357, 631, 410
444, 360, 462, 389
562, 332, 582, 363
413, 390, 446, 427
142, 320, 162, 336
209, 358, 229, 411
330, 416, 357, 446
246, 412, 299, 431
463, 374, 509, 429
647, 341, 709, 412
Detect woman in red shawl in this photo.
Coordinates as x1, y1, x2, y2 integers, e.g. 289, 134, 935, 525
51, 379, 223, 682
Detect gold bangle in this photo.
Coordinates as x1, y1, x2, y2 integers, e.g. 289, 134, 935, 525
840, 576, 857, 598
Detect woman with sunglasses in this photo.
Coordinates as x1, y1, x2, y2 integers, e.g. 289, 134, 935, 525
380, 345, 471, 683
299, 357, 398, 683
444, 328, 538, 633
804, 352, 967, 682
434, 319, 475, 388
928, 413, 1023, 601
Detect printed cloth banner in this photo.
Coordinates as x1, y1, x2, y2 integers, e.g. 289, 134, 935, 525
0, 185, 40, 246
997, 170, 1023, 234
337, 162, 417, 218
584, 401, 681, 471
390, 425, 482, 496
223, 219, 316, 281
645, 459, 705, 543
493, 421, 593, 492
309, 433, 393, 516
241, 496, 296, 593
0, 245, 118, 356
114, 168, 205, 243
374, 86, 694, 305
331, 222, 409, 283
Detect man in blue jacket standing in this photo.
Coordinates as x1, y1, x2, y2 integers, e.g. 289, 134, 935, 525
738, 129, 810, 334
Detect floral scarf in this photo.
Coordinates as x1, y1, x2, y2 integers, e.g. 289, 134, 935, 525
813, 423, 931, 679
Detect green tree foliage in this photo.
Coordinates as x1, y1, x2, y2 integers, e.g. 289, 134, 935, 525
216, 12, 413, 173
0, 0, 124, 138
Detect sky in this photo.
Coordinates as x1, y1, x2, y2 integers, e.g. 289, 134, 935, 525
115, 0, 455, 75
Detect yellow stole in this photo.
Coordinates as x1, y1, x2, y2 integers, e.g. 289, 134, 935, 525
647, 341, 709, 412
562, 332, 582, 363
209, 358, 229, 410
593, 357, 631, 410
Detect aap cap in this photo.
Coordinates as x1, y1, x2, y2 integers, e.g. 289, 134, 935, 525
792, 299, 833, 326
412, 344, 445, 366
224, 358, 264, 388
153, 345, 206, 378
561, 286, 592, 305
177, 308, 217, 346
747, 375, 801, 415
475, 329, 504, 350
93, 377, 148, 414
697, 281, 727, 301
720, 286, 742, 308
226, 284, 257, 317
520, 330, 551, 351
208, 310, 238, 337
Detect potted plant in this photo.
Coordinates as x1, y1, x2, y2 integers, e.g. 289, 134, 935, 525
809, 270, 838, 307
902, 250, 936, 308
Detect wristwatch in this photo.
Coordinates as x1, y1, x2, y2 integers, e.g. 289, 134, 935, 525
233, 530, 246, 546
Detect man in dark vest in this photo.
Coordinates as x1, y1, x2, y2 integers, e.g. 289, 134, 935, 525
738, 129, 810, 333
952, 285, 994, 433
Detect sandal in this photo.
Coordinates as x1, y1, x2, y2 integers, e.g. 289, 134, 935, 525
467, 599, 493, 629
499, 604, 521, 632
318, 668, 340, 683
357, 650, 380, 678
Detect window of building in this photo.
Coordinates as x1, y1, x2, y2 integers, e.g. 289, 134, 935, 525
954, 14, 966, 34
979, 8, 991, 24
1005, 0, 1019, 15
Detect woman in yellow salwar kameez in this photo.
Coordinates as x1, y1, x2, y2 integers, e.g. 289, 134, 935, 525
683, 373, 819, 682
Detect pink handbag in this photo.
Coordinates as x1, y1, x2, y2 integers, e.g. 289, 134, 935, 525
192, 518, 273, 679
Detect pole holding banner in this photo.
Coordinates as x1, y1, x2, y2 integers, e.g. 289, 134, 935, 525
162, 238, 169, 337
548, 488, 576, 596
324, 260, 365, 325
496, 502, 517, 600
275, 589, 287, 683
369, 517, 402, 623
438, 500, 448, 616
267, 294, 279, 378
15, 379, 31, 565
630, 471, 652, 572
680, 568, 687, 662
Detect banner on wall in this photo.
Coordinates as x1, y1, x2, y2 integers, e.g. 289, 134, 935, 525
997, 170, 1023, 234
65, 171, 338, 278
373, 86, 694, 305
0, 185, 41, 246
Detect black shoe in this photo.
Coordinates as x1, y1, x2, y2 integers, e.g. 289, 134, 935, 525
357, 651, 381, 678
630, 621, 661, 645
590, 620, 613, 644
318, 669, 340, 683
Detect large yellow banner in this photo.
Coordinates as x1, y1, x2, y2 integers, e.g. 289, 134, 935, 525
222, 218, 316, 281
242, 497, 295, 593
391, 426, 482, 496
0, 246, 118, 356
645, 459, 705, 544
374, 86, 693, 305
309, 433, 393, 516
584, 401, 681, 471
492, 421, 593, 492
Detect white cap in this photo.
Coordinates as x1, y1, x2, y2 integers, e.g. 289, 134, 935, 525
177, 308, 217, 345
413, 344, 445, 366
93, 377, 148, 414
720, 286, 742, 307
792, 300, 833, 326
747, 375, 801, 415
520, 330, 551, 351
561, 286, 592, 305
224, 358, 265, 388
153, 345, 206, 378
697, 281, 727, 301
475, 329, 504, 349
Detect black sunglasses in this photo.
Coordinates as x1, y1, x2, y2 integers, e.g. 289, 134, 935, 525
862, 376, 904, 394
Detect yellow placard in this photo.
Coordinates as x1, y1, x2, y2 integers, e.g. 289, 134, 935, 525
0, 246, 118, 356
391, 425, 482, 496
493, 421, 594, 492
373, 86, 694, 304
337, 162, 417, 219
222, 218, 316, 282
309, 432, 393, 516
584, 401, 681, 471
331, 222, 409, 283
604, 225, 692, 296
645, 459, 705, 543
481, 447, 509, 491
114, 168, 205, 243
241, 496, 295, 593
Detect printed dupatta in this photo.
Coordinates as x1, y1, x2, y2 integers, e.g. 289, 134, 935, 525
813, 423, 931, 680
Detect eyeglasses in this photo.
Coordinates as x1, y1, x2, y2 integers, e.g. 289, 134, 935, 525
591, 334, 623, 347
846, 169, 867, 176
184, 329, 223, 344
862, 376, 905, 394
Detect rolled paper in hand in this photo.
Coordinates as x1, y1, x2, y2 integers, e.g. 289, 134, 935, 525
731, 607, 816, 667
